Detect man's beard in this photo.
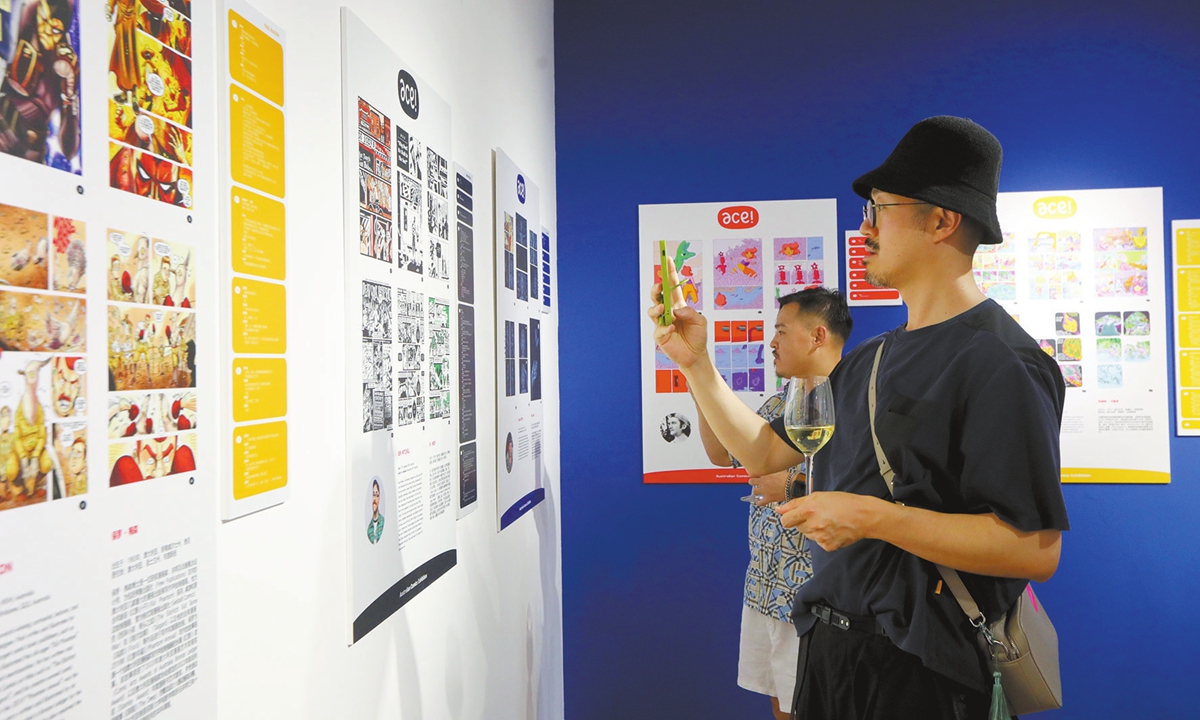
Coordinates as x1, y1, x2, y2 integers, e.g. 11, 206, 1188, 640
864, 266, 894, 288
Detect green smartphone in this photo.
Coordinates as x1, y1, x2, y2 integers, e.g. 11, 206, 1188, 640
659, 240, 674, 326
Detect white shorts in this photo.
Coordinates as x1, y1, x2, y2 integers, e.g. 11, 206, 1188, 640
737, 604, 800, 704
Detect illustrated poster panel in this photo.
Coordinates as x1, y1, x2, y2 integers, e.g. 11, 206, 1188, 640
638, 199, 838, 483
494, 149, 545, 529
990, 188, 1169, 483
341, 9, 456, 645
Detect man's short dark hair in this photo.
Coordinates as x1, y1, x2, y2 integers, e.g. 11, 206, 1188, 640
778, 287, 853, 343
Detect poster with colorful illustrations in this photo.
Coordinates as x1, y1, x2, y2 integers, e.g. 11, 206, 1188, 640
342, 9, 456, 645
992, 188, 1169, 483
494, 149, 547, 529
0, 4, 215, 717
107, 0, 195, 208
0, 0, 82, 174
639, 199, 838, 483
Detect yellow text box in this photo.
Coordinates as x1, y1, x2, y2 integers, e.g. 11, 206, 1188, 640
233, 357, 287, 422
1180, 351, 1200, 387
1175, 228, 1200, 267
1177, 268, 1200, 313
1179, 314, 1200, 349
230, 85, 285, 198
1061, 467, 1169, 484
232, 186, 286, 280
233, 420, 288, 499
232, 277, 286, 353
228, 10, 284, 107
1180, 390, 1200, 420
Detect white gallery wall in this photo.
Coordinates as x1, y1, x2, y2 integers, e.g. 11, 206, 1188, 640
213, 1, 561, 718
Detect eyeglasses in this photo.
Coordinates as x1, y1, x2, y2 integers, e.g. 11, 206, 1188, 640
862, 200, 932, 228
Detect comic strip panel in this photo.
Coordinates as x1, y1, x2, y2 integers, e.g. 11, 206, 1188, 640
106, 389, 196, 439
108, 143, 194, 208
0, 203, 49, 290
51, 216, 87, 294
109, 98, 193, 167
106, 306, 195, 391
714, 238, 764, 310
108, 230, 195, 306
136, 1, 193, 56
52, 420, 88, 497
397, 174, 423, 275
427, 190, 449, 241
0, 352, 55, 511
427, 147, 448, 198
428, 297, 450, 419
109, 431, 197, 487
0, 290, 86, 353
0, 0, 82, 174
362, 280, 392, 340
362, 339, 393, 432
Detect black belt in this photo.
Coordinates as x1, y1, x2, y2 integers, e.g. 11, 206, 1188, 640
810, 604, 887, 635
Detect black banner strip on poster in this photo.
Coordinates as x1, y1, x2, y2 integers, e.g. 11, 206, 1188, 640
500, 488, 545, 530
352, 549, 458, 642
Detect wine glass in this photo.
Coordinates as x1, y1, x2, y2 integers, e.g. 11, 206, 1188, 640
782, 376, 835, 498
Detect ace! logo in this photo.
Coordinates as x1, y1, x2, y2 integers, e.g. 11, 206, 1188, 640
517, 174, 527, 204
718, 205, 759, 229
397, 70, 420, 120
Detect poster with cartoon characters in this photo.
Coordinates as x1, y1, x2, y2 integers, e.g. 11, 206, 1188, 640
341, 9, 456, 644
638, 199, 838, 483
0, 4, 215, 717
990, 187, 1169, 483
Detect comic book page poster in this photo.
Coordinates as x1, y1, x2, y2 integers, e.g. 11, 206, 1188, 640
341, 9, 455, 645
107, 0, 194, 208
494, 149, 546, 530
992, 188, 1169, 484
106, 229, 195, 307
638, 199, 838, 483
0, 0, 81, 173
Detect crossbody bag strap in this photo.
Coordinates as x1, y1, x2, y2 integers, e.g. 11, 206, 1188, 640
867, 339, 988, 627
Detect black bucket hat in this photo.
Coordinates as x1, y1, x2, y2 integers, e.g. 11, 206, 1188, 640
852, 116, 1004, 245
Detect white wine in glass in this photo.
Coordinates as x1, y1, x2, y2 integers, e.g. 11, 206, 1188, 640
783, 376, 835, 497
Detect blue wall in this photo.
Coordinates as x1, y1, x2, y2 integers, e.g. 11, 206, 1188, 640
556, 2, 1200, 718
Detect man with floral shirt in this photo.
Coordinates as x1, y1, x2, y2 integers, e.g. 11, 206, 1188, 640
695, 287, 851, 720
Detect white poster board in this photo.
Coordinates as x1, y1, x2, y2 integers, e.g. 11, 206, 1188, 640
341, 8, 457, 643
494, 149, 546, 529
638, 199, 838, 483
1, 0, 216, 716
988, 188, 1170, 483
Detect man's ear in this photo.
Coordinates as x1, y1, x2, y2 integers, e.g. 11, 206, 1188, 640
932, 208, 964, 242
812, 325, 828, 347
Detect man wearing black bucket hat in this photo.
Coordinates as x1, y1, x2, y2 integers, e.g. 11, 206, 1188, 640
648, 116, 1069, 719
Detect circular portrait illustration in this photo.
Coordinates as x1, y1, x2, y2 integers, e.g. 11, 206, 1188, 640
660, 413, 692, 443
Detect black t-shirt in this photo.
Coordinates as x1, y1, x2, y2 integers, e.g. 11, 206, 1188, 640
771, 299, 1070, 693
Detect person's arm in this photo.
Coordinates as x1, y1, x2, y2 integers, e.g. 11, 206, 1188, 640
693, 398, 732, 467
647, 260, 803, 476
776, 488, 1061, 582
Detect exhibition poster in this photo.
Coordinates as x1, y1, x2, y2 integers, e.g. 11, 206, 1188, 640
989, 188, 1170, 483
341, 9, 457, 643
1171, 219, 1200, 436
221, 0, 288, 519
494, 149, 546, 528
1, 1, 216, 717
455, 163, 478, 518
638, 199, 838, 484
